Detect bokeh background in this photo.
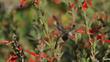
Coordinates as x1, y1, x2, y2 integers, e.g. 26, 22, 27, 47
0, 0, 110, 62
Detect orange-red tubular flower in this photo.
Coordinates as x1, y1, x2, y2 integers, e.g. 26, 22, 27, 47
75, 28, 85, 34
104, 40, 110, 43
25, 50, 39, 57
69, 2, 75, 10
82, 1, 88, 12
53, 0, 62, 5
28, 58, 35, 62
89, 29, 95, 35
0, 40, 9, 45
96, 34, 105, 40
7, 54, 18, 62
20, 0, 27, 7
39, 52, 48, 58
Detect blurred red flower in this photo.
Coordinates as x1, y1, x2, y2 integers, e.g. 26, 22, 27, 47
39, 52, 48, 58
69, 2, 75, 10
0, 40, 10, 45
82, 1, 88, 11
53, 0, 62, 4
104, 40, 110, 43
96, 34, 105, 40
7, 53, 18, 62
28, 58, 35, 62
76, 28, 85, 34
20, 0, 27, 7
89, 29, 94, 34
25, 50, 39, 57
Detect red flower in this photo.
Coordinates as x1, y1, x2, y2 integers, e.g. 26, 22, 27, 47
0, 40, 9, 45
39, 52, 47, 58
75, 28, 85, 34
28, 58, 35, 62
69, 3, 75, 10
89, 29, 95, 34
104, 40, 110, 43
25, 50, 39, 57
7, 54, 18, 62
20, 0, 27, 7
53, 0, 62, 4
96, 34, 105, 40
18, 47, 23, 51
47, 57, 56, 62
82, 1, 88, 11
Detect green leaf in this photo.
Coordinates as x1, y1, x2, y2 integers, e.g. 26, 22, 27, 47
86, 8, 94, 18
43, 58, 48, 62
67, 39, 75, 46
82, 34, 89, 39
59, 2, 68, 11
34, 50, 40, 54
